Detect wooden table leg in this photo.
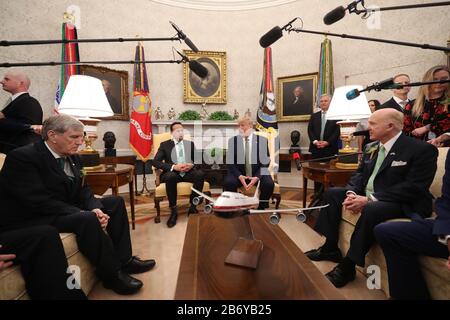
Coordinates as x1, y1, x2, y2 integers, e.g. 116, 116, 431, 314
129, 179, 135, 230
303, 176, 307, 208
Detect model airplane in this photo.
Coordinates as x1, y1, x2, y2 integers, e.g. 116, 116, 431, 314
191, 184, 329, 225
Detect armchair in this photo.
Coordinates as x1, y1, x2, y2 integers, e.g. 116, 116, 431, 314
152, 132, 211, 223
238, 130, 281, 208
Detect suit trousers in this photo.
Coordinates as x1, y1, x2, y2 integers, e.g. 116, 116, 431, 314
160, 169, 205, 207
314, 187, 405, 266
51, 196, 132, 281
0, 225, 87, 300
223, 174, 274, 209
374, 220, 448, 299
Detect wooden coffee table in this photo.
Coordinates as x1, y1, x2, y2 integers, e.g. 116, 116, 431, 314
175, 214, 344, 300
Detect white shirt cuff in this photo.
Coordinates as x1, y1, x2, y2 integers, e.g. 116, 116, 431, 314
438, 235, 450, 246
170, 165, 174, 172
370, 194, 378, 202
313, 140, 318, 145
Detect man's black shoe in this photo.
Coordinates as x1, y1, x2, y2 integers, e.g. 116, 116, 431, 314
167, 207, 178, 228
188, 205, 198, 215
325, 263, 356, 288
103, 271, 143, 295
304, 246, 342, 263
122, 256, 156, 274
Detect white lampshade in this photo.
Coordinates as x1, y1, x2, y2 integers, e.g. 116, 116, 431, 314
326, 85, 372, 120
58, 75, 114, 118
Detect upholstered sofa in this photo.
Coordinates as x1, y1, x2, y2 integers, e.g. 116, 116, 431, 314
0, 153, 97, 300
338, 147, 450, 299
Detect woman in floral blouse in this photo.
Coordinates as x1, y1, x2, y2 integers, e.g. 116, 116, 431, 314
403, 65, 450, 140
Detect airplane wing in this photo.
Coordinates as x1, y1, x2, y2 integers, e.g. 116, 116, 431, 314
249, 204, 329, 214
191, 187, 216, 203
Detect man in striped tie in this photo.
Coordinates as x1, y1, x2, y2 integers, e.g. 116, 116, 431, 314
305, 108, 438, 288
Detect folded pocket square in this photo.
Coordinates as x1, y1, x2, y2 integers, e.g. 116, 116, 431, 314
391, 160, 407, 167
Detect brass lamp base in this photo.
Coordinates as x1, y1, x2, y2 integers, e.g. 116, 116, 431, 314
335, 148, 359, 169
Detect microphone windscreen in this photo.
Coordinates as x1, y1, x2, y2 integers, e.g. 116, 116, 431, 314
346, 89, 360, 100
184, 37, 199, 53
189, 60, 208, 78
259, 26, 283, 48
323, 6, 346, 25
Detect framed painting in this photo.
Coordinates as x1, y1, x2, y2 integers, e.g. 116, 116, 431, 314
276, 72, 319, 122
183, 50, 227, 104
79, 65, 129, 120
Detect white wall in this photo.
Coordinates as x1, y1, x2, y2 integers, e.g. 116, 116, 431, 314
1, 0, 449, 152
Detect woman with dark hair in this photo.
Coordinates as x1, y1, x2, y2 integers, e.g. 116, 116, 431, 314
357, 99, 381, 151
403, 65, 450, 140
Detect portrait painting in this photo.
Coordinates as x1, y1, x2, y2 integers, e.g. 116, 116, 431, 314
276, 72, 319, 122
183, 50, 227, 104
80, 65, 129, 120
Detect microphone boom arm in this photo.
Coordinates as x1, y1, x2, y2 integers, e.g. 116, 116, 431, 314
287, 27, 450, 53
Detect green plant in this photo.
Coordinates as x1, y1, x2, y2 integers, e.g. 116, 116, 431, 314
178, 110, 201, 120
208, 111, 233, 121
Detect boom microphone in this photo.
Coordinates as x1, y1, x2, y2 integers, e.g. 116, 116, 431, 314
169, 21, 199, 52
188, 59, 208, 79
259, 17, 299, 48
346, 78, 395, 100
323, 6, 346, 25
174, 48, 208, 78
352, 130, 369, 137
259, 26, 283, 48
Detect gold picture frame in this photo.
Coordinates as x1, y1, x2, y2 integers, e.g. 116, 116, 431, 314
80, 65, 130, 121
183, 50, 227, 104
276, 72, 318, 122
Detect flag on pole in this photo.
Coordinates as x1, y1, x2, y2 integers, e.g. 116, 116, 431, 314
54, 22, 80, 113
256, 47, 278, 133
129, 44, 152, 161
316, 37, 334, 108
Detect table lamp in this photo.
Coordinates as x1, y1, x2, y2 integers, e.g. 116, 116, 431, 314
58, 75, 114, 169
326, 85, 371, 169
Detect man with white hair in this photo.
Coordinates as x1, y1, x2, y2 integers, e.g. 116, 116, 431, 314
306, 108, 438, 288
0, 71, 43, 153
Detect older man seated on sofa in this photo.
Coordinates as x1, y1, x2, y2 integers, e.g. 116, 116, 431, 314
374, 148, 450, 300
0, 114, 156, 297
305, 108, 439, 288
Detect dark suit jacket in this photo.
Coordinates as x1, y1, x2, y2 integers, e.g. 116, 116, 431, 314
226, 134, 271, 179
0, 93, 43, 153
307, 111, 340, 158
378, 97, 413, 113
0, 140, 102, 231
346, 133, 438, 218
434, 149, 450, 236
152, 139, 200, 174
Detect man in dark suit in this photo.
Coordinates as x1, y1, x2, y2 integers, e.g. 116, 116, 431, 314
0, 225, 87, 300
152, 121, 205, 228
374, 148, 449, 300
224, 117, 274, 209
378, 73, 411, 113
0, 114, 156, 295
305, 108, 438, 288
0, 71, 43, 153
307, 94, 340, 193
